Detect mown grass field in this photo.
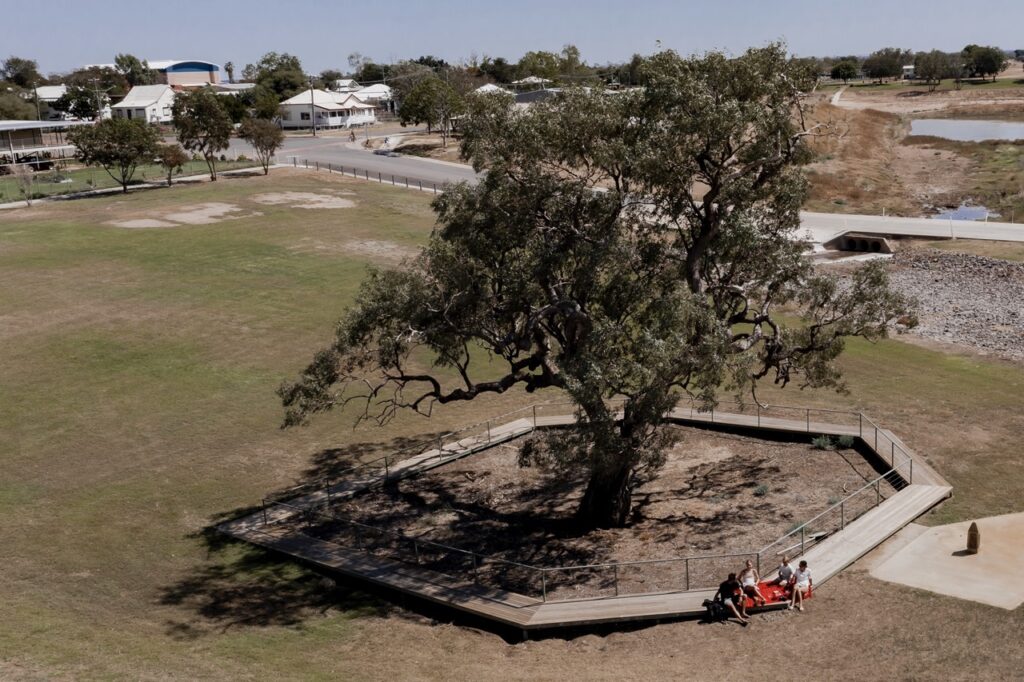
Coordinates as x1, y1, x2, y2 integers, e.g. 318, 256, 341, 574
2, 172, 1023, 680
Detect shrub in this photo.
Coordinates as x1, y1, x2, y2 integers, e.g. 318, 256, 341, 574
811, 435, 836, 450
753, 484, 769, 497
237, 154, 249, 162
837, 434, 856, 449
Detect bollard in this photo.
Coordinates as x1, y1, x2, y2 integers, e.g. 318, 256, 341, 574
966, 522, 980, 554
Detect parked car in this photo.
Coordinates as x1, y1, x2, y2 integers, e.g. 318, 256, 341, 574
16, 155, 55, 172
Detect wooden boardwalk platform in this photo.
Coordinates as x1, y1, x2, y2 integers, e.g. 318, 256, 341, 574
221, 405, 951, 632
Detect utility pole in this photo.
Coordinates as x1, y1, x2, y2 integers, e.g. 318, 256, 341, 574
34, 81, 41, 121
308, 77, 316, 137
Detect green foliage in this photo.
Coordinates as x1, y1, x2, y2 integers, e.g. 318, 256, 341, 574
830, 61, 859, 83
811, 435, 836, 450
837, 434, 856, 449
862, 47, 911, 82
251, 52, 306, 98
516, 50, 561, 81
1, 56, 41, 88
64, 66, 128, 99
154, 143, 190, 186
753, 484, 769, 497
53, 85, 106, 120
398, 77, 463, 145
172, 89, 233, 181
114, 54, 157, 87
0, 91, 36, 120
914, 50, 962, 90
479, 56, 516, 84
961, 44, 1009, 81
68, 118, 160, 192
281, 44, 913, 528
239, 118, 284, 175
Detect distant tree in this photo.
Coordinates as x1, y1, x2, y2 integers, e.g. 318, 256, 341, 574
172, 89, 233, 181
252, 52, 306, 98
516, 50, 561, 81
249, 85, 281, 120
559, 44, 587, 79
239, 117, 284, 175
241, 63, 257, 82
830, 60, 859, 84
347, 52, 368, 73
318, 69, 344, 88
387, 61, 435, 102
1015, 49, 1024, 61
218, 92, 250, 124
398, 76, 463, 146
914, 50, 961, 91
224, 61, 235, 83
962, 45, 1008, 81
862, 47, 910, 83
413, 55, 449, 71
0, 91, 36, 119
64, 66, 128, 99
479, 56, 516, 84
69, 118, 160, 193
1, 56, 42, 88
353, 60, 391, 84
114, 54, 157, 87
154, 143, 190, 186
53, 85, 107, 120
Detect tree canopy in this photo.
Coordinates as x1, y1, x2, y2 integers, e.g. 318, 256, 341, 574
251, 52, 306, 98
239, 117, 284, 174
172, 89, 232, 180
862, 47, 910, 82
962, 45, 1008, 81
1, 56, 41, 88
69, 118, 160, 192
114, 54, 157, 87
397, 76, 463, 145
53, 85, 107, 120
280, 45, 912, 529
830, 61, 858, 83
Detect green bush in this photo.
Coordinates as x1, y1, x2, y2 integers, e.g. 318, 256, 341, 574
837, 434, 856, 449
753, 484, 769, 497
811, 434, 836, 450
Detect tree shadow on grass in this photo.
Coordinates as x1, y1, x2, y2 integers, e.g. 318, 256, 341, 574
158, 432, 451, 639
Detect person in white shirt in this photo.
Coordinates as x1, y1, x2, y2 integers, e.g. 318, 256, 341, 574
738, 559, 768, 606
788, 560, 812, 611
770, 555, 794, 588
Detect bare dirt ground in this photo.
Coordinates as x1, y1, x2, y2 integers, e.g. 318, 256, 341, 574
834, 84, 1024, 115
394, 132, 465, 163
313, 426, 889, 598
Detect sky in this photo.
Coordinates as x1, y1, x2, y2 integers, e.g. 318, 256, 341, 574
7, 0, 1023, 75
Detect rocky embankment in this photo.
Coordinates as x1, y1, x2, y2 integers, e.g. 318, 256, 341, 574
887, 249, 1024, 360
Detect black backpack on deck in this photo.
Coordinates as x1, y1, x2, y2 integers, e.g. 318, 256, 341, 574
703, 598, 727, 622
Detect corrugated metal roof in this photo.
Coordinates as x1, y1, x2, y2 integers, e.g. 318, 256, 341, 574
0, 120, 91, 132
111, 85, 173, 108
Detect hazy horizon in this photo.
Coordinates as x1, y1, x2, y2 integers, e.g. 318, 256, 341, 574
8, 0, 1023, 75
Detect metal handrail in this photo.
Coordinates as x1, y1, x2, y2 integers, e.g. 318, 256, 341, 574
263, 399, 922, 601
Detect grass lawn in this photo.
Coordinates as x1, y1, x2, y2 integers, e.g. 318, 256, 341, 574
0, 159, 258, 204
2, 173, 1022, 679
846, 77, 1024, 92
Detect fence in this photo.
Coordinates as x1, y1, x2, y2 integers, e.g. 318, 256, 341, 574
288, 156, 447, 195
0, 154, 261, 204
258, 399, 917, 603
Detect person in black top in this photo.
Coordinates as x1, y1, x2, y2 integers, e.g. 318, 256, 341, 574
714, 572, 749, 624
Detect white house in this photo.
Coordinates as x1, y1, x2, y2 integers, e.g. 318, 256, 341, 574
473, 83, 512, 96
353, 83, 392, 102
111, 85, 176, 123
279, 88, 377, 130
330, 78, 360, 93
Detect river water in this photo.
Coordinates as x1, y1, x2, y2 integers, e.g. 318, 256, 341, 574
910, 119, 1024, 142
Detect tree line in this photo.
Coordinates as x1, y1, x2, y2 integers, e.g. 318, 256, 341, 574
826, 44, 1011, 89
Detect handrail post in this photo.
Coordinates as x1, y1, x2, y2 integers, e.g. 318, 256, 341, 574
384, 457, 389, 481
613, 564, 619, 596
806, 409, 810, 432
487, 420, 491, 443
541, 570, 547, 602
685, 558, 690, 591
910, 458, 914, 483
757, 403, 761, 428
261, 499, 268, 526
841, 501, 845, 530
859, 413, 863, 438
876, 480, 881, 506
532, 405, 537, 430
801, 526, 805, 555
874, 427, 878, 451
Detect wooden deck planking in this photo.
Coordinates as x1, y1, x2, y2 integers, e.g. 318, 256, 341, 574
221, 406, 952, 631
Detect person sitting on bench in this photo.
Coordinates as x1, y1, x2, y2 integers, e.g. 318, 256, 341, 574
714, 573, 749, 624
788, 560, 812, 611
739, 559, 768, 606
770, 555, 795, 589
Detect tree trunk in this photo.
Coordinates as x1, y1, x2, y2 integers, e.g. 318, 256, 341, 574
577, 457, 633, 528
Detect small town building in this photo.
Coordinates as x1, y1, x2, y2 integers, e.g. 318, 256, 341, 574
0, 119, 91, 167
353, 84, 392, 102
902, 64, 916, 79
84, 59, 221, 87
111, 85, 176, 123
330, 78, 360, 93
473, 83, 512, 96
278, 88, 377, 130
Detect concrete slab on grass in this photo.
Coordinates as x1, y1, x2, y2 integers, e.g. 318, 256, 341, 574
870, 512, 1024, 610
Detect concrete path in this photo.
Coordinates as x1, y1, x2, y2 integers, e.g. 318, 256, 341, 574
830, 86, 848, 105
870, 512, 1024, 609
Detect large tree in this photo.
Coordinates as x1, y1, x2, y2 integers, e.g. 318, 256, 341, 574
0, 91, 36, 119
280, 46, 912, 528
69, 118, 160, 193
172, 88, 233, 180
914, 50, 960, 91
962, 45, 1008, 81
154, 143, 190, 186
252, 52, 306, 98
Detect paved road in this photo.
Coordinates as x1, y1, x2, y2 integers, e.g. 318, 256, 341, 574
237, 133, 1024, 244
